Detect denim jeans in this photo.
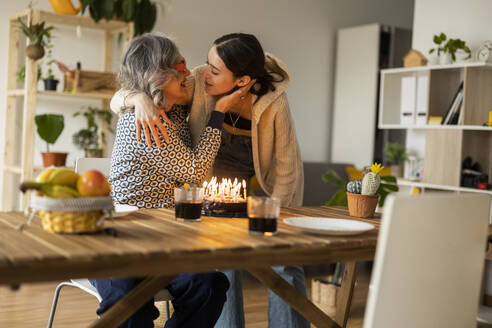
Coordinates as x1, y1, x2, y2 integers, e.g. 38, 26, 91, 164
213, 130, 309, 328
90, 272, 229, 328
214, 267, 309, 328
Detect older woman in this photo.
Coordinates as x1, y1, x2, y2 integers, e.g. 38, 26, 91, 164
91, 33, 252, 328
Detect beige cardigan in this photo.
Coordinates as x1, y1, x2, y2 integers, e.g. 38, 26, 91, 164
185, 54, 304, 206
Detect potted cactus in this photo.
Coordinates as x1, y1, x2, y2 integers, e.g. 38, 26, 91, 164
346, 163, 384, 218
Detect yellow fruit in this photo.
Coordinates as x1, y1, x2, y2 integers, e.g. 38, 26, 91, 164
20, 182, 79, 198
49, 0, 81, 15
36, 168, 56, 183
48, 168, 79, 188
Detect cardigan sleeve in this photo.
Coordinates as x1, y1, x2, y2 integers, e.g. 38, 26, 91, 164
271, 94, 300, 206
109, 73, 196, 115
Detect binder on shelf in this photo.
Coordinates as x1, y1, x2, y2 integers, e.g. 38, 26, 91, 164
400, 76, 416, 125
415, 75, 428, 125
441, 81, 463, 125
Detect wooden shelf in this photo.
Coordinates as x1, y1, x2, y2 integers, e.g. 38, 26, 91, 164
11, 9, 129, 32
379, 124, 492, 131
1, 8, 133, 211
8, 89, 113, 100
381, 61, 492, 74
397, 178, 492, 195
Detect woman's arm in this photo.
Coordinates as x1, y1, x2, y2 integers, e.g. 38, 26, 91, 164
271, 94, 300, 206
159, 110, 225, 184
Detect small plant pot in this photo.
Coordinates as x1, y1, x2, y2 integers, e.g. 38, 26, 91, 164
41, 152, 67, 167
84, 148, 103, 158
439, 53, 452, 65
26, 44, 45, 60
347, 192, 379, 218
427, 54, 439, 65
43, 79, 59, 91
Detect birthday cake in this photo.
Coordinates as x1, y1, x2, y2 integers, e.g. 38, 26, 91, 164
201, 177, 248, 218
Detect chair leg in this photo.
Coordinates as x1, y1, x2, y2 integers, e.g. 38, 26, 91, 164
46, 282, 76, 328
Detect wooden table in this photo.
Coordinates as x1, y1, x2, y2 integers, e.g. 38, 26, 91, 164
0, 206, 380, 328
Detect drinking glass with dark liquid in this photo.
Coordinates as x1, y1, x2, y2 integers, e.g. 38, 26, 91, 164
174, 186, 204, 222
247, 196, 280, 236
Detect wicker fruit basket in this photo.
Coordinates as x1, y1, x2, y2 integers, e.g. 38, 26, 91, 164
27, 195, 114, 234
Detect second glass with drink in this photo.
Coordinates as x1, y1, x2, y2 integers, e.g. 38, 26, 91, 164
247, 196, 280, 236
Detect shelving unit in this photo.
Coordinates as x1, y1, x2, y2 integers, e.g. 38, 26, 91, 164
397, 178, 492, 195
378, 62, 492, 195
1, 8, 133, 211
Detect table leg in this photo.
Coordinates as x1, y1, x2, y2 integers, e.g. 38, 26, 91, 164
248, 267, 341, 328
335, 261, 358, 327
87, 275, 175, 328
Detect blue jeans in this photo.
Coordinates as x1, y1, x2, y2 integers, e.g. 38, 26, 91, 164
214, 268, 308, 328
90, 272, 229, 328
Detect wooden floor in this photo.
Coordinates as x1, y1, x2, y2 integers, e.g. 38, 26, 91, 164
0, 266, 489, 328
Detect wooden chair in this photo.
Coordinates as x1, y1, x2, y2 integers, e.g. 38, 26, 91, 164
363, 193, 490, 328
47, 158, 172, 328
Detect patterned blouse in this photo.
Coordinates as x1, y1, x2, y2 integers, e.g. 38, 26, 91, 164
110, 105, 224, 209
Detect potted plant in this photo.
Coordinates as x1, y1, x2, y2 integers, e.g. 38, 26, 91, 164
34, 114, 67, 167
345, 163, 385, 218
383, 141, 407, 178
72, 106, 114, 158
429, 33, 471, 65
42, 36, 59, 91
17, 18, 54, 60
444, 38, 472, 63
80, 0, 164, 36
323, 164, 398, 210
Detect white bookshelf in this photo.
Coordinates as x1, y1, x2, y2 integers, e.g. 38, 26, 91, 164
379, 62, 492, 195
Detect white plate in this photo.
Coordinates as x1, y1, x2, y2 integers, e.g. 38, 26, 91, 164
113, 204, 139, 217
283, 217, 375, 236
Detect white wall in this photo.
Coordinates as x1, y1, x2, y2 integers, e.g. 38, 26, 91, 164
407, 0, 492, 158
156, 0, 414, 163
0, 0, 413, 203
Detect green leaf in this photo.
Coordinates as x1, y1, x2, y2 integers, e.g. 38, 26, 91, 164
322, 169, 346, 188
381, 184, 399, 193
34, 114, 64, 145
325, 189, 348, 206
381, 175, 397, 183
122, 0, 136, 21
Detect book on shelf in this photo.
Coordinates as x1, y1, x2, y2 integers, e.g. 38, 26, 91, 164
449, 97, 464, 125
442, 81, 463, 125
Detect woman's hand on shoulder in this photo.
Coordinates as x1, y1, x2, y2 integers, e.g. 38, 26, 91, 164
215, 79, 256, 113
134, 93, 172, 148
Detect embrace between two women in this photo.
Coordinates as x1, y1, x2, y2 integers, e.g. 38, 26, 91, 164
92, 32, 307, 328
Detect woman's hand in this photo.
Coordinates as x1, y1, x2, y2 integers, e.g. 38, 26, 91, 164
133, 93, 172, 148
215, 79, 256, 113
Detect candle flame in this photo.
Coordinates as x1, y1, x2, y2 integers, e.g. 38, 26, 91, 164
203, 176, 247, 202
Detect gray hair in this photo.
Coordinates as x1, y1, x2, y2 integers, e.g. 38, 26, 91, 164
118, 33, 180, 108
